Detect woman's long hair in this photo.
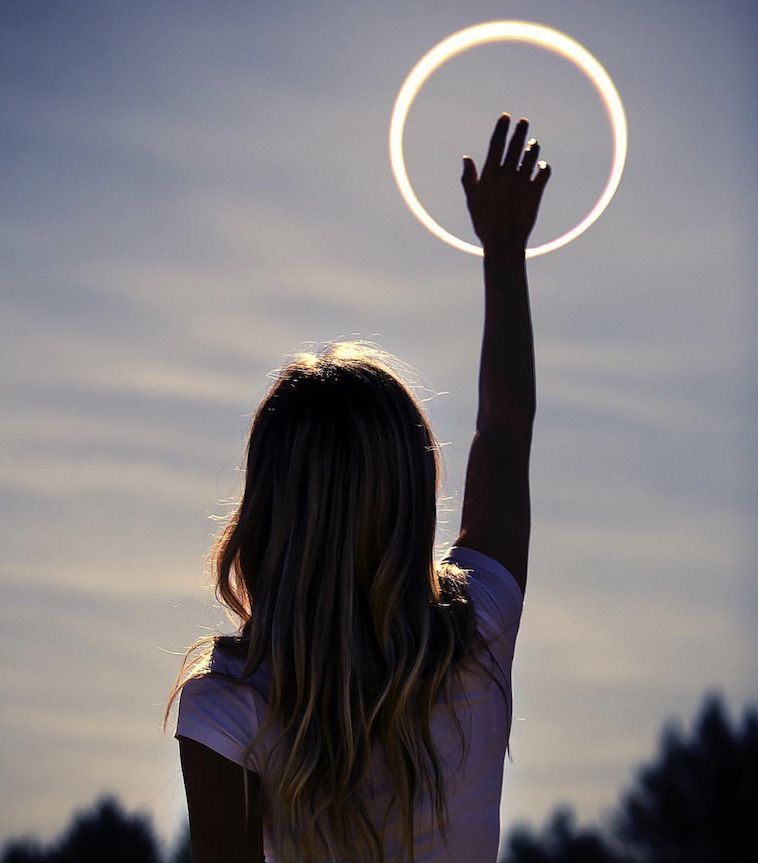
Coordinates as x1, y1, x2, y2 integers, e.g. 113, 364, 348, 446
163, 340, 512, 863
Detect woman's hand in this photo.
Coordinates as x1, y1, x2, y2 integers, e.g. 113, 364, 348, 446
461, 113, 551, 255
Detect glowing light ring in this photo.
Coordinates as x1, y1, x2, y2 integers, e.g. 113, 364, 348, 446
388, 20, 628, 257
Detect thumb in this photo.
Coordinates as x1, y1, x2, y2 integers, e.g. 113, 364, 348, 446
461, 156, 477, 192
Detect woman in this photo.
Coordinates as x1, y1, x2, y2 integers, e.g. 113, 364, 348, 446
164, 112, 551, 863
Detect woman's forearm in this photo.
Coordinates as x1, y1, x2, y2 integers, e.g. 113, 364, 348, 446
476, 246, 536, 433
459, 112, 549, 433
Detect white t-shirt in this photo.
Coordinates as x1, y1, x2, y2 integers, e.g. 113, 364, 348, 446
174, 545, 524, 862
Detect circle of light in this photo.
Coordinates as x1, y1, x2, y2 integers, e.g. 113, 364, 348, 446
388, 20, 628, 258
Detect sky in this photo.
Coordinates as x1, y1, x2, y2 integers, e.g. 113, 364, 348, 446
1, 0, 756, 854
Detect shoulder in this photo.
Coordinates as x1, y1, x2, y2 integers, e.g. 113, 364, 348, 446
174, 642, 263, 771
441, 544, 524, 639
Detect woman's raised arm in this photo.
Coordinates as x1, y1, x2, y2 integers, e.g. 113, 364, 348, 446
453, 114, 552, 599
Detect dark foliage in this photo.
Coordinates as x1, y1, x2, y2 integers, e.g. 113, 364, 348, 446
0, 838, 47, 863
500, 805, 626, 862
499, 689, 758, 863
609, 689, 758, 863
0, 796, 162, 863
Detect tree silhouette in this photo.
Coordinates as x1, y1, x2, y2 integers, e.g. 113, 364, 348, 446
0, 795, 162, 863
499, 804, 626, 863
52, 795, 161, 863
609, 689, 758, 862
0, 839, 47, 863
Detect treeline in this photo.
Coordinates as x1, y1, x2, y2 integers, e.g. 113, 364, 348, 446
498, 688, 758, 862
3, 689, 756, 862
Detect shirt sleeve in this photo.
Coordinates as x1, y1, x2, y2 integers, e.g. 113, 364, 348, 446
174, 671, 261, 772
441, 545, 524, 640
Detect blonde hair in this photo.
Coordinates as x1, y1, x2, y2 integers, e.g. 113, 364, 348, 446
163, 339, 512, 862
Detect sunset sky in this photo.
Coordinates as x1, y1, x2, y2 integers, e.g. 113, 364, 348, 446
2, 0, 755, 854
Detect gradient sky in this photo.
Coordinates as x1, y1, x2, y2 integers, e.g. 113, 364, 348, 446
2, 0, 755, 854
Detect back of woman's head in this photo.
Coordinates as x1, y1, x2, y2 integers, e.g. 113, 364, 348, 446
165, 339, 510, 863
231, 339, 440, 633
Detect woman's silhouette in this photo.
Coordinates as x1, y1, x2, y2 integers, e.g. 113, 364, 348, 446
164, 112, 551, 863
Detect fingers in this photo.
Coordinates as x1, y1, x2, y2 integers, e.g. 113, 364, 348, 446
464, 114, 551, 200
519, 138, 540, 180
503, 117, 529, 171
482, 113, 510, 176
461, 155, 478, 194
532, 160, 551, 199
